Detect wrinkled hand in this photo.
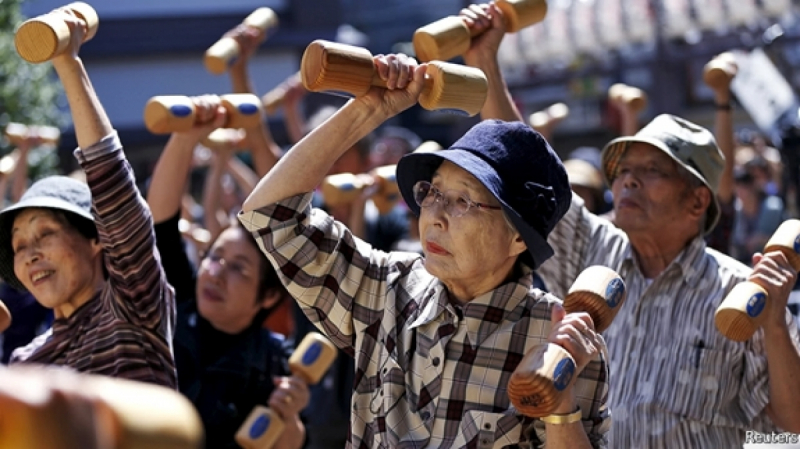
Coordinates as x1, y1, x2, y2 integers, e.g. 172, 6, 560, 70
547, 303, 601, 375
750, 250, 797, 328
461, 2, 507, 68
356, 53, 427, 119
267, 375, 310, 420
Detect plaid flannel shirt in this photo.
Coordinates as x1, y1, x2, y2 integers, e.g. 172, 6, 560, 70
239, 192, 610, 449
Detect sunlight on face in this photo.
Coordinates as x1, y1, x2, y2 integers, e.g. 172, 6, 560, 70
418, 161, 525, 301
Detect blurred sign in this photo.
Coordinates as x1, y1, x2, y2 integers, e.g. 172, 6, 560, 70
731, 48, 797, 133
572, 0, 600, 54
692, 0, 727, 31
624, 0, 655, 43
662, 0, 694, 38
595, 0, 626, 49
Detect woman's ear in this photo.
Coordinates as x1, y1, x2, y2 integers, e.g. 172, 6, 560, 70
259, 289, 284, 310
508, 233, 527, 259
90, 238, 103, 258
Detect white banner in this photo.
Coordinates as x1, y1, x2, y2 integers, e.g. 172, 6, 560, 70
730, 48, 797, 133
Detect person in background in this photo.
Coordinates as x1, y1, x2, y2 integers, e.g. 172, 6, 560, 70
0, 7, 176, 387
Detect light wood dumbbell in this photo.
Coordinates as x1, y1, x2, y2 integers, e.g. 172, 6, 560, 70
528, 102, 569, 136
507, 265, 627, 417
413, 0, 547, 62
200, 128, 247, 151
144, 94, 263, 135
4, 123, 61, 147
204, 8, 278, 75
322, 165, 400, 215
235, 332, 338, 449
608, 83, 648, 113
0, 300, 11, 333
703, 52, 738, 91
0, 366, 204, 449
14, 2, 99, 64
261, 72, 303, 116
302, 40, 488, 117
715, 219, 800, 342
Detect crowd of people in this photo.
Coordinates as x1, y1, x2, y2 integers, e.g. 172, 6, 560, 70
1, 2, 799, 449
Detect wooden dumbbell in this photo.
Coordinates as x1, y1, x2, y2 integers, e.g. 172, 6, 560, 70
301, 40, 488, 117
321, 166, 400, 214
4, 123, 61, 147
608, 83, 648, 113
371, 165, 400, 215
507, 265, 627, 417
14, 2, 99, 64
528, 103, 569, 134
261, 72, 302, 116
0, 366, 204, 449
413, 0, 548, 62
715, 219, 800, 342
0, 300, 11, 333
703, 52, 738, 91
235, 332, 338, 449
143, 94, 264, 135
204, 7, 279, 75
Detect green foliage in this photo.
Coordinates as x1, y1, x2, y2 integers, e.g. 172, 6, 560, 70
0, 0, 66, 180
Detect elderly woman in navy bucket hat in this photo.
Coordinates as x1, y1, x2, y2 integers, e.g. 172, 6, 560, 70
0, 8, 175, 388
239, 52, 610, 448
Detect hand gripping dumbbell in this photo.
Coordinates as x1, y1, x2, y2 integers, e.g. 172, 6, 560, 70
14, 2, 99, 64
143, 94, 263, 135
261, 72, 302, 116
507, 265, 627, 417
4, 123, 61, 147
715, 219, 800, 342
413, 0, 547, 62
301, 40, 488, 117
235, 332, 338, 449
0, 300, 11, 333
703, 52, 738, 91
608, 83, 648, 113
0, 367, 204, 449
204, 7, 278, 75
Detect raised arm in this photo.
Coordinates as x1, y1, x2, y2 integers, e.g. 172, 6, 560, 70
147, 96, 226, 223
51, 10, 169, 327
242, 54, 427, 212
461, 3, 524, 123
226, 26, 281, 178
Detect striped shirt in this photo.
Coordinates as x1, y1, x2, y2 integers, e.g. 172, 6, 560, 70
239, 192, 610, 449
537, 193, 800, 448
10, 133, 177, 389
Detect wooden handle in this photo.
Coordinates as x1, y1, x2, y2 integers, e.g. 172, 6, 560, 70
261, 72, 302, 115
204, 7, 278, 74
372, 165, 400, 215
143, 94, 263, 134
715, 219, 800, 341
320, 173, 374, 208
508, 265, 625, 417
0, 367, 203, 449
14, 2, 99, 64
413, 0, 547, 62
703, 52, 738, 91
235, 333, 337, 449
4, 123, 61, 147
0, 300, 10, 333
528, 103, 569, 132
200, 128, 247, 151
301, 40, 487, 116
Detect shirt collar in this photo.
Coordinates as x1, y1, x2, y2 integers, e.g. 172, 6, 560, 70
621, 235, 710, 287
408, 264, 535, 347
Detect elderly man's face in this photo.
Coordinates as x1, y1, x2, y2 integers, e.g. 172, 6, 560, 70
418, 161, 525, 299
610, 143, 702, 236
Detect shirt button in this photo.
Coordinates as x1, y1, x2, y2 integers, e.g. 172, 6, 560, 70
420, 411, 430, 421
484, 423, 492, 430
432, 357, 440, 367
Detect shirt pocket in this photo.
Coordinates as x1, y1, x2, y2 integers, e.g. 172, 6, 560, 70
454, 410, 522, 449
653, 345, 733, 424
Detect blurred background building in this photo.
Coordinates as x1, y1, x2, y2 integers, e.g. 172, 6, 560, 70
13, 0, 800, 181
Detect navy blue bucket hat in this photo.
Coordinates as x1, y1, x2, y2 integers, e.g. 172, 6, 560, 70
397, 120, 571, 269
0, 176, 95, 291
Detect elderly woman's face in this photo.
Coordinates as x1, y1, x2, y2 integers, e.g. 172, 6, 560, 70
11, 208, 102, 313
418, 162, 526, 299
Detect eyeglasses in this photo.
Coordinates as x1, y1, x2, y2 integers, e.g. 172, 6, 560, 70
203, 253, 253, 279
412, 181, 502, 217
